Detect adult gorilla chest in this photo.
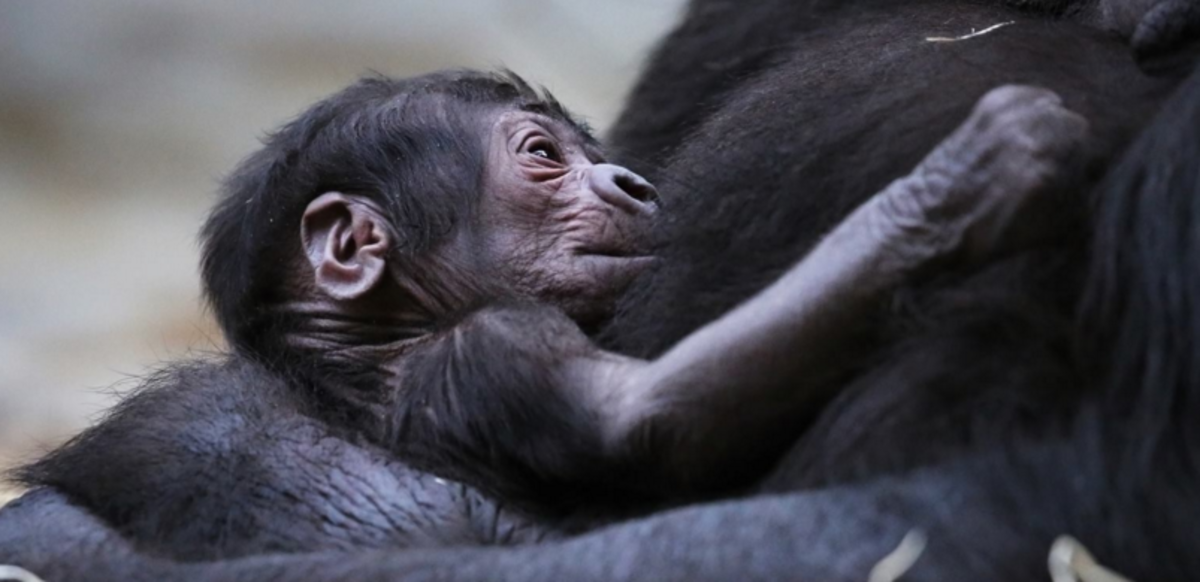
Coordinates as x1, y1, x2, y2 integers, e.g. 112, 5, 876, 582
604, 3, 1178, 487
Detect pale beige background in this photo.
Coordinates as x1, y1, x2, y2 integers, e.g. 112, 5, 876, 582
0, 1, 687, 504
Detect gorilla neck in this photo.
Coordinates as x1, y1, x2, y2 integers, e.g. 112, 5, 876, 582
277, 264, 498, 362
278, 296, 429, 356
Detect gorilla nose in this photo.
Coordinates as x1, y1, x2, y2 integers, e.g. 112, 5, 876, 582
591, 164, 660, 214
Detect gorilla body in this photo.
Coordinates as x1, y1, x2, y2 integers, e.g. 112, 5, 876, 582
3, 1, 1200, 581
603, 1, 1183, 488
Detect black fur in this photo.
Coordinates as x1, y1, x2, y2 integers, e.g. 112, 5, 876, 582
384, 305, 656, 511
604, 2, 1180, 487
14, 356, 548, 560
3, 1, 1200, 580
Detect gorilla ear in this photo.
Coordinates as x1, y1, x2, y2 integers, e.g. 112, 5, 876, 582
301, 192, 391, 301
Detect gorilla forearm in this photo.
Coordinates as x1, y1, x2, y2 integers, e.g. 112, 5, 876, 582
0, 462, 1036, 582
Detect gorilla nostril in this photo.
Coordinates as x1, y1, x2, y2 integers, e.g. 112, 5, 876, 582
615, 173, 660, 205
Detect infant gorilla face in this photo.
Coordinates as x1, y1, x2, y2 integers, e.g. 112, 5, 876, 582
478, 110, 659, 325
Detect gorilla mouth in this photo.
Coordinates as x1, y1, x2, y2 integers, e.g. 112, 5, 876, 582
581, 247, 653, 260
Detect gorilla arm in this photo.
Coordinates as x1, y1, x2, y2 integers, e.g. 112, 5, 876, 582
581, 86, 1088, 491
0, 449, 1079, 582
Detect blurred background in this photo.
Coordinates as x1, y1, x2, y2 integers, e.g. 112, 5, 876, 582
0, 1, 686, 504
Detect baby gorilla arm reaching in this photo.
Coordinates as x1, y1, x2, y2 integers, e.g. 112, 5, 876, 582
389, 85, 1087, 501
573, 86, 1087, 491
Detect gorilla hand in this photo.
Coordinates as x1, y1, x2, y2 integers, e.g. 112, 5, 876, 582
867, 84, 1089, 267
1130, 0, 1200, 63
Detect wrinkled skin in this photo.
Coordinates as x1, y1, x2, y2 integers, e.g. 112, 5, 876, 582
862, 85, 1088, 263
475, 110, 659, 326
287, 106, 661, 353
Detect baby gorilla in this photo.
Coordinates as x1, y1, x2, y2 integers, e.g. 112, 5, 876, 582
202, 71, 1086, 508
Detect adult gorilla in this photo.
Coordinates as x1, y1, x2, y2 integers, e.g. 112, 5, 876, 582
3, 2, 1199, 581
601, 0, 1192, 488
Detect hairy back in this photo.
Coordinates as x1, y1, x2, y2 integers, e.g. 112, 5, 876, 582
603, 2, 1181, 486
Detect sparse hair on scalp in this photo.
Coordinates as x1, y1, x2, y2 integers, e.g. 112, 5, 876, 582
200, 69, 593, 359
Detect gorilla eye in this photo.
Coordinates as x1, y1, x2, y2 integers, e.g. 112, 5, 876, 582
524, 138, 563, 163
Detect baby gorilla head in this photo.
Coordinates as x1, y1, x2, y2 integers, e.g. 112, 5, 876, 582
201, 70, 657, 359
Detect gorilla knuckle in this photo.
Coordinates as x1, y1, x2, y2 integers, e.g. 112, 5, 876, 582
973, 85, 1062, 122
985, 101, 1088, 180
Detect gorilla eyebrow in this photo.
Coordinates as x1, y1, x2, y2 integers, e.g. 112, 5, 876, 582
518, 102, 597, 141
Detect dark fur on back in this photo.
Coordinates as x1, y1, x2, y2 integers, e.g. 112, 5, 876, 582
609, 0, 1102, 174
598, 0, 1200, 577
604, 2, 1180, 486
